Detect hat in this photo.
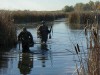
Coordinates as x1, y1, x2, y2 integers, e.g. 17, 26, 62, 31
41, 21, 45, 24
22, 27, 26, 31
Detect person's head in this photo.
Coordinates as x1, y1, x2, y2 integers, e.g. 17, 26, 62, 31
22, 27, 27, 31
41, 21, 45, 25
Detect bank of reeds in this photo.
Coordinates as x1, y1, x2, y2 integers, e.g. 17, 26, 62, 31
0, 11, 17, 48
68, 11, 100, 24
86, 24, 100, 75
68, 12, 80, 24
12, 10, 66, 24
73, 22, 100, 75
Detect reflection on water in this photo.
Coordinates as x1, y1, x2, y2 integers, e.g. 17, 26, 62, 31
38, 50, 49, 67
0, 48, 11, 69
18, 53, 33, 75
0, 19, 87, 75
41, 43, 49, 50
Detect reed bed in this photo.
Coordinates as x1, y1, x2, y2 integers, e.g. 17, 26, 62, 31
12, 10, 66, 24
68, 11, 100, 24
0, 11, 17, 48
68, 12, 80, 24
72, 22, 100, 75
87, 24, 100, 75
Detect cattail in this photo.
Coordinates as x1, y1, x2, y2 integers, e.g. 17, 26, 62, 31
77, 44, 80, 52
75, 46, 78, 54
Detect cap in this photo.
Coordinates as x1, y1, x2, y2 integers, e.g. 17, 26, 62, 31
22, 27, 26, 31
41, 21, 45, 24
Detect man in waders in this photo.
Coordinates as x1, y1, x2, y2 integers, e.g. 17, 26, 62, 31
37, 21, 51, 44
18, 27, 34, 52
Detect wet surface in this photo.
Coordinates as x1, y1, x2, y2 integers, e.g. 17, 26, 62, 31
0, 19, 88, 75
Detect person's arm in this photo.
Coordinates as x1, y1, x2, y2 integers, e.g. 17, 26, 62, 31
37, 26, 42, 37
28, 32, 34, 47
29, 32, 33, 40
18, 32, 23, 41
49, 26, 52, 33
28, 32, 34, 43
18, 32, 22, 50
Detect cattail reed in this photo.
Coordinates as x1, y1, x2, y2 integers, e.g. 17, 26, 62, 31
74, 45, 78, 54
77, 44, 80, 52
82, 23, 100, 75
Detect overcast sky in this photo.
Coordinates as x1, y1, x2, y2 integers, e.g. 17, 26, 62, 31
0, 0, 98, 11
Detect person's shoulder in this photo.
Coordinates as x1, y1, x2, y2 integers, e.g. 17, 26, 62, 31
39, 25, 43, 27
20, 31, 24, 34
27, 31, 32, 36
37, 25, 43, 29
27, 31, 31, 34
37, 24, 41, 27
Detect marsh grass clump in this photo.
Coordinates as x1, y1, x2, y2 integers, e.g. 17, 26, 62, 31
68, 12, 100, 24
68, 12, 80, 24
74, 23, 100, 75
0, 11, 17, 48
71, 21, 100, 75
87, 24, 100, 75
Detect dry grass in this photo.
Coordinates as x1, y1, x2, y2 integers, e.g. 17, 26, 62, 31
12, 10, 66, 24
68, 11, 100, 24
73, 20, 100, 75
87, 24, 100, 75
0, 11, 17, 48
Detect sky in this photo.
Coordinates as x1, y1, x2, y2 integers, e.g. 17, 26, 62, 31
0, 0, 98, 11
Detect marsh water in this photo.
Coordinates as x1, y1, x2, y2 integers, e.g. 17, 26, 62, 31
0, 19, 88, 75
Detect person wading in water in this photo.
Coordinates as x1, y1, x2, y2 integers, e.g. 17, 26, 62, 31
37, 21, 51, 44
18, 27, 34, 52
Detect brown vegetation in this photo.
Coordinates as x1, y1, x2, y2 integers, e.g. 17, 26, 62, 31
68, 12, 80, 23
12, 10, 66, 24
74, 22, 100, 75
0, 11, 17, 48
87, 24, 100, 75
68, 11, 100, 24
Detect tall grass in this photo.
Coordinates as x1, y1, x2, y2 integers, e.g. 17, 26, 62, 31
73, 21, 100, 75
68, 11, 100, 24
0, 11, 17, 48
68, 12, 80, 24
87, 24, 100, 75
12, 10, 66, 24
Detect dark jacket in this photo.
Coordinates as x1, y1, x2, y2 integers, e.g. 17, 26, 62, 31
37, 25, 50, 37
37, 25, 50, 43
18, 30, 34, 47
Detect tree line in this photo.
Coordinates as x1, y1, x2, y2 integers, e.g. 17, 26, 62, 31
62, 1, 100, 12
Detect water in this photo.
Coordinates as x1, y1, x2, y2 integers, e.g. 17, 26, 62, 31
0, 19, 88, 75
